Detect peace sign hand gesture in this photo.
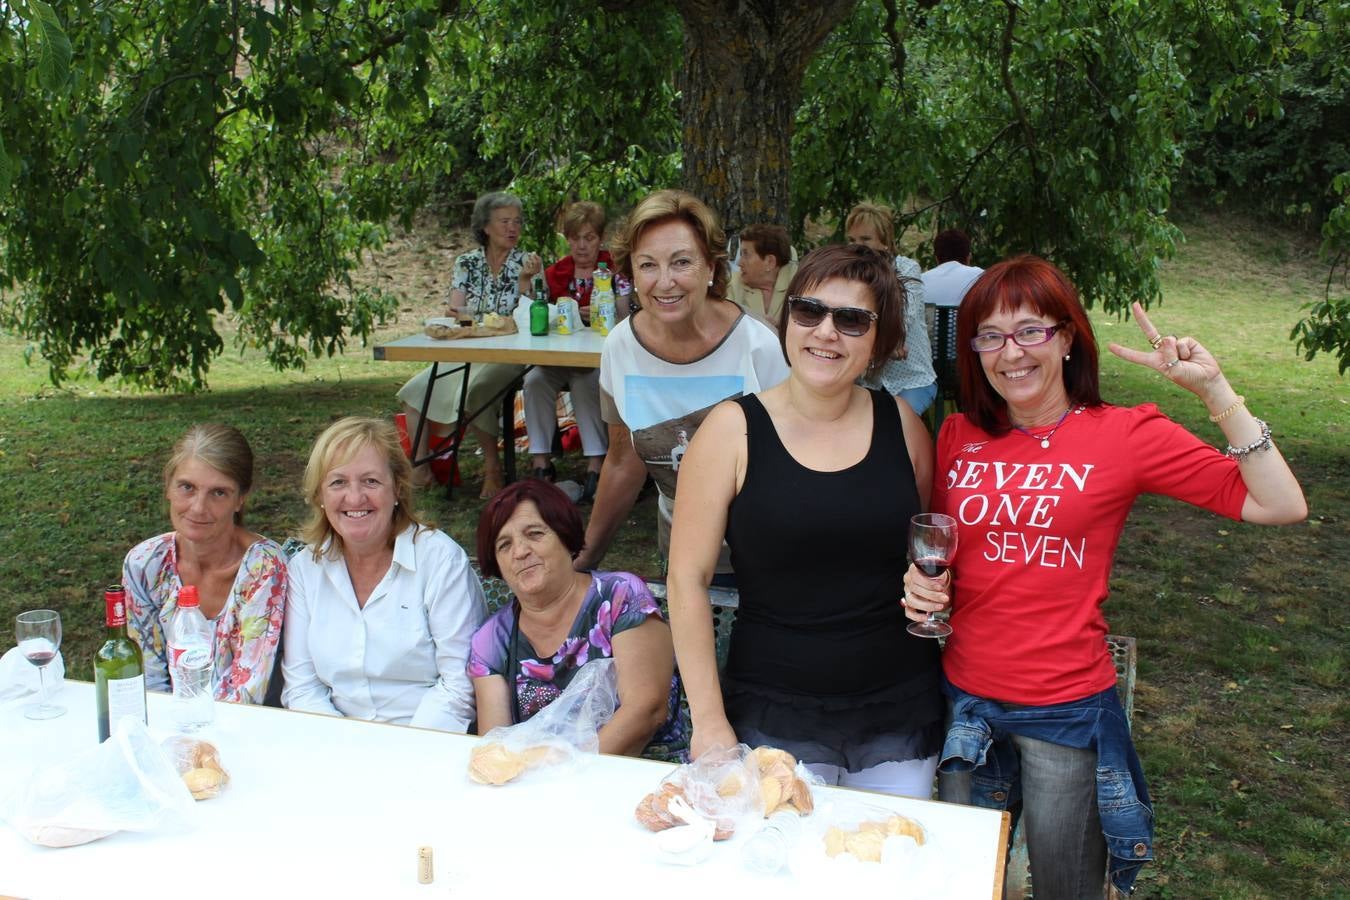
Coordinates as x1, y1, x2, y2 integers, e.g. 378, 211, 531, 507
1107, 302, 1224, 400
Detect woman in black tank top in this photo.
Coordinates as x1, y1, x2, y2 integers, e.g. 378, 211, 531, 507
667, 245, 944, 798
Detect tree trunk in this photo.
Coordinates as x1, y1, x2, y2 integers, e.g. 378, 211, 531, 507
676, 0, 858, 233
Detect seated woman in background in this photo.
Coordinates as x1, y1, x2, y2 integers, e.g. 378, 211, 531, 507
398, 191, 542, 498
283, 417, 486, 732
726, 223, 798, 329
668, 244, 943, 798
525, 201, 613, 500
845, 201, 938, 416
124, 424, 287, 704
468, 480, 685, 759
573, 189, 790, 576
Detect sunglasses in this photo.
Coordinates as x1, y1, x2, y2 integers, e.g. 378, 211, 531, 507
786, 296, 879, 337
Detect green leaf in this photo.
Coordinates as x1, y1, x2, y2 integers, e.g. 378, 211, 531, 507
26, 0, 73, 91
0, 134, 11, 197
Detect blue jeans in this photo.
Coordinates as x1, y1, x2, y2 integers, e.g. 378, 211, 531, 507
938, 681, 1152, 897
897, 381, 938, 416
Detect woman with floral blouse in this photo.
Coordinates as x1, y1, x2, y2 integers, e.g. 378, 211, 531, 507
468, 479, 686, 760
398, 191, 543, 498
124, 424, 288, 704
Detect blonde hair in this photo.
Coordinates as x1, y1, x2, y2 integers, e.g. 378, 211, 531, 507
163, 424, 254, 526
610, 189, 729, 301
300, 417, 425, 558
845, 201, 897, 255
558, 201, 606, 239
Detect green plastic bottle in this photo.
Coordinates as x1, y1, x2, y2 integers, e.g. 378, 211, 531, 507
530, 276, 549, 336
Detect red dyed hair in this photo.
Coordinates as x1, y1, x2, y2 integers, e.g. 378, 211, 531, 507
476, 479, 586, 578
956, 255, 1102, 434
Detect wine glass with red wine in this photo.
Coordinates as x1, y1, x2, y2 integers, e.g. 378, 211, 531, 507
15, 609, 66, 719
906, 513, 958, 639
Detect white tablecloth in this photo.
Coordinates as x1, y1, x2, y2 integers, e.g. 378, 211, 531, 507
1, 684, 1006, 899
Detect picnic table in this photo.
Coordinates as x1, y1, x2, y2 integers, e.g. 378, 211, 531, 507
374, 328, 608, 495
2, 682, 1010, 898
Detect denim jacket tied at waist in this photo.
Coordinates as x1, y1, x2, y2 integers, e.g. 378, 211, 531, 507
940, 680, 1153, 895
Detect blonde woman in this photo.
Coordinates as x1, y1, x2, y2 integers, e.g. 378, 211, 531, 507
282, 417, 487, 731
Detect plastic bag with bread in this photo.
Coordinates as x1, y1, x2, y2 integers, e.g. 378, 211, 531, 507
467, 658, 619, 786
0, 719, 194, 847
634, 744, 766, 841
162, 735, 230, 800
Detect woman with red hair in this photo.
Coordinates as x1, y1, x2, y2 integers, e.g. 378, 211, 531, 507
902, 255, 1305, 896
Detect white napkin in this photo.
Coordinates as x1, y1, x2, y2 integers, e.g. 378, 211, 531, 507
0, 645, 66, 702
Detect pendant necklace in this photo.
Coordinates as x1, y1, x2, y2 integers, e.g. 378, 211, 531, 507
1013, 406, 1080, 449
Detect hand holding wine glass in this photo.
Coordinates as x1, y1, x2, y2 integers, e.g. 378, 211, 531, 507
905, 514, 958, 639
16, 609, 66, 719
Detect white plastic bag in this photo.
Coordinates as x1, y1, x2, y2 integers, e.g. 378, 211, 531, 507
635, 743, 765, 842
1, 718, 194, 847
0, 645, 65, 703
468, 658, 619, 785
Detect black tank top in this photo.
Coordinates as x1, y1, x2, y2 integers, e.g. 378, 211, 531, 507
724, 389, 940, 698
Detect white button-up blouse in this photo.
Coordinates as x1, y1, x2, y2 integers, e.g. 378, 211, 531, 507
281, 524, 487, 731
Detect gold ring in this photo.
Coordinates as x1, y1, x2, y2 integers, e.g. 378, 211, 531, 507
1149, 334, 1163, 349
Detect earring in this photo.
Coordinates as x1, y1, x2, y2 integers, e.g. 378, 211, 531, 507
707, 278, 714, 286
1064, 353, 1071, 362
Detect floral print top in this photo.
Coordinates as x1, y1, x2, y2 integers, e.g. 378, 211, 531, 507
467, 570, 688, 761
123, 533, 288, 704
863, 255, 937, 393
451, 246, 530, 316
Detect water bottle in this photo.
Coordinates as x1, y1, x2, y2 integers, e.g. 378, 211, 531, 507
592, 262, 617, 335
742, 810, 803, 874
168, 584, 215, 731
530, 275, 550, 336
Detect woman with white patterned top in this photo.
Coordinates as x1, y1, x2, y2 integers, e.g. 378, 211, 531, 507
398, 191, 542, 498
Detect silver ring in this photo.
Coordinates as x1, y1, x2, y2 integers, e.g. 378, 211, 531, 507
1162, 358, 1181, 370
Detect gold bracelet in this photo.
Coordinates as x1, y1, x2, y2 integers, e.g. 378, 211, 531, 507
1209, 395, 1245, 423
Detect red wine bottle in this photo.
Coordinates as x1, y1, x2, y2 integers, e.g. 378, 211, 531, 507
95, 585, 147, 742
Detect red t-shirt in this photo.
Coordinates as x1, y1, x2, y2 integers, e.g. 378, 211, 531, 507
933, 404, 1247, 705
544, 250, 616, 310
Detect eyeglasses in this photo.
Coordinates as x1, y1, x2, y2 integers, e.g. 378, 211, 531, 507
970, 321, 1069, 353
786, 296, 879, 337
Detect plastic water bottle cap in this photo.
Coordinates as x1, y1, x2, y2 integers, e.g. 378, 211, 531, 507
177, 585, 200, 608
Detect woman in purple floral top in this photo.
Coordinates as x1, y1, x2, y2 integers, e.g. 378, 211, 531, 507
468, 480, 686, 760
123, 424, 287, 704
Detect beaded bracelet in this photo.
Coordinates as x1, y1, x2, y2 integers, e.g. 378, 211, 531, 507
1224, 418, 1273, 461
1209, 395, 1245, 423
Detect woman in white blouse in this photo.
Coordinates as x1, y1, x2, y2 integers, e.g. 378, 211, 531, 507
282, 417, 487, 731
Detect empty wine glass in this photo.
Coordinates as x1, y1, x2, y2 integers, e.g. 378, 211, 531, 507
907, 513, 958, 639
16, 609, 66, 719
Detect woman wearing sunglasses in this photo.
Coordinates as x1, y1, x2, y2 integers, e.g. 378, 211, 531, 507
668, 244, 944, 798
902, 256, 1306, 895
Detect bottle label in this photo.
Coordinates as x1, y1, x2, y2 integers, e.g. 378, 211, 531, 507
106, 674, 147, 728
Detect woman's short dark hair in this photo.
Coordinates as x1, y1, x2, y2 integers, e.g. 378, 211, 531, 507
740, 224, 791, 267
777, 244, 906, 375
476, 480, 585, 579
470, 191, 523, 247
956, 255, 1102, 434
933, 229, 972, 264
610, 189, 730, 301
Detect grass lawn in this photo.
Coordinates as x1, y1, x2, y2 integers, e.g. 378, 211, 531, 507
0, 209, 1344, 896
